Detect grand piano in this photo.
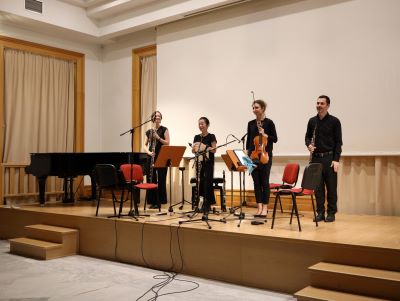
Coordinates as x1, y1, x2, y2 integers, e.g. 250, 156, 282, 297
25, 152, 147, 205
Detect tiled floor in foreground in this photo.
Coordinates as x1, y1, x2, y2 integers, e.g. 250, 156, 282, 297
0, 240, 295, 301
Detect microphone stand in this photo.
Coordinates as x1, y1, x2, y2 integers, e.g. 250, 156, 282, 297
179, 139, 236, 229
239, 133, 248, 207
119, 118, 152, 218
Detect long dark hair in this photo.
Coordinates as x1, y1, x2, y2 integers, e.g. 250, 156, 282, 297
199, 116, 210, 126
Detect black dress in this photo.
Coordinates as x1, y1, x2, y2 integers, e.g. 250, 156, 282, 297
146, 126, 168, 205
246, 118, 278, 204
193, 133, 217, 209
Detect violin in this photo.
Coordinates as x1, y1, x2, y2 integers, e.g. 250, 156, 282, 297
250, 120, 269, 164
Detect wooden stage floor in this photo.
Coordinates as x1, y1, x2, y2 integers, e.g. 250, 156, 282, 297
1, 201, 400, 295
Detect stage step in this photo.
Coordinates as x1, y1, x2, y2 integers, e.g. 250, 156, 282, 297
9, 224, 79, 260
309, 262, 400, 300
295, 286, 389, 301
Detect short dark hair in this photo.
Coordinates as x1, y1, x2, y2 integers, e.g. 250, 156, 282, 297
318, 95, 330, 105
151, 111, 162, 122
252, 99, 267, 111
199, 117, 210, 126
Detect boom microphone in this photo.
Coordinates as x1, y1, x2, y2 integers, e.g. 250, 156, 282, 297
231, 134, 241, 143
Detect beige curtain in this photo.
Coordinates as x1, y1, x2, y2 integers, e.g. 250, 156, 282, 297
3, 48, 75, 163
338, 156, 400, 216
140, 55, 157, 152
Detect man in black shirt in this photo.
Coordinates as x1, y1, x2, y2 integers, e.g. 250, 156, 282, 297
305, 95, 342, 222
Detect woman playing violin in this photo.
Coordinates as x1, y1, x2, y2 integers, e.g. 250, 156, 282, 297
192, 117, 217, 212
246, 100, 278, 217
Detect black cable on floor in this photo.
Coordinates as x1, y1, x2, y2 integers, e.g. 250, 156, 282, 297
136, 217, 200, 301
135, 270, 200, 301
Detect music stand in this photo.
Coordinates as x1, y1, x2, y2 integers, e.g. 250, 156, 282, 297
226, 150, 247, 227
221, 154, 235, 212
154, 145, 186, 215
176, 165, 191, 210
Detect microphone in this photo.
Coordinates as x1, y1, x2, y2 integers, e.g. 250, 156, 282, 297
231, 134, 241, 143
198, 196, 204, 211
188, 142, 193, 147
240, 133, 248, 141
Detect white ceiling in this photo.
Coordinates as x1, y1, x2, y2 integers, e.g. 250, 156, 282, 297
0, 0, 251, 44
59, 0, 161, 20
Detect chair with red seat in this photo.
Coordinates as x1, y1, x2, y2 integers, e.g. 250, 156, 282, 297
269, 163, 300, 213
120, 163, 160, 215
271, 163, 323, 231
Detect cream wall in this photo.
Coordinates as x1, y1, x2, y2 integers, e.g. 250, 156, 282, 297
157, 0, 400, 156
101, 29, 156, 152
155, 0, 400, 214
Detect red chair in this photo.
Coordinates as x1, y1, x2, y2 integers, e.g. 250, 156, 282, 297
120, 164, 160, 214
271, 163, 323, 231
269, 163, 300, 213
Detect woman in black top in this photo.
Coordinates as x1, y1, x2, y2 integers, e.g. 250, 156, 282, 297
144, 111, 170, 209
192, 117, 217, 212
246, 100, 278, 217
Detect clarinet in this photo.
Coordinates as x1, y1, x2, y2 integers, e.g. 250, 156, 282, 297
194, 137, 204, 209
196, 152, 203, 209
148, 128, 157, 183
309, 126, 317, 164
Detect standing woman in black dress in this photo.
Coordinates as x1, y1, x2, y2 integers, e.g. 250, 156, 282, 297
143, 111, 170, 209
192, 117, 217, 212
246, 100, 278, 217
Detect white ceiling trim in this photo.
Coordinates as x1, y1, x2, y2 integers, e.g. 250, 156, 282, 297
0, 0, 250, 44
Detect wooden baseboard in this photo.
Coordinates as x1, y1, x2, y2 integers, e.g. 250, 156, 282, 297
82, 185, 315, 211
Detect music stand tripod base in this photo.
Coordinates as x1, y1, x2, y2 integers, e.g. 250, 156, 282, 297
179, 211, 226, 229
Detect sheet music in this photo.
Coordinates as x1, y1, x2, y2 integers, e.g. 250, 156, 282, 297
233, 149, 248, 166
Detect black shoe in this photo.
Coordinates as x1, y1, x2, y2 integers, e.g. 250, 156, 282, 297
325, 213, 335, 222
150, 204, 159, 209
314, 212, 325, 222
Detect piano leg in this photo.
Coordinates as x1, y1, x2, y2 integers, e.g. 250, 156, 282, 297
62, 177, 75, 203
38, 176, 47, 206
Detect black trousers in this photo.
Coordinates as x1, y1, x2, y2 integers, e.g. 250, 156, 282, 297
251, 158, 272, 204
197, 161, 216, 209
312, 154, 338, 214
147, 167, 168, 205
